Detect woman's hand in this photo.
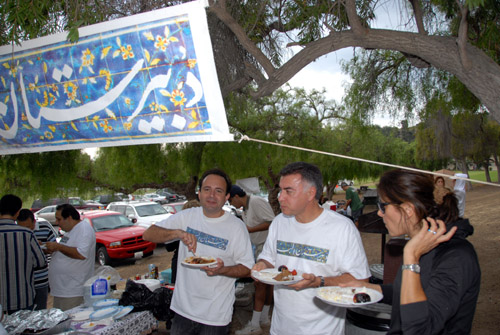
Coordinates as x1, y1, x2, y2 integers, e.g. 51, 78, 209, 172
404, 217, 457, 264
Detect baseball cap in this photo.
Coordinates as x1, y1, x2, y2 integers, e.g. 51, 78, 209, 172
229, 185, 246, 198
340, 182, 348, 187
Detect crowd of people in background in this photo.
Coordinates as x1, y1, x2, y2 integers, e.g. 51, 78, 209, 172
1, 164, 479, 335
0, 199, 96, 316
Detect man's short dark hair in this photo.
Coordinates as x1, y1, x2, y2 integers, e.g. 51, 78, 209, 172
18, 208, 35, 222
0, 194, 22, 216
280, 162, 323, 200
56, 204, 80, 220
230, 185, 246, 198
198, 169, 232, 195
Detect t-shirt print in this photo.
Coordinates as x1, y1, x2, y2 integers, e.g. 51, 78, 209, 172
277, 240, 329, 263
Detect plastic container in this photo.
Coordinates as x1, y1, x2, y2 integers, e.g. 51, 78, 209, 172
345, 303, 391, 335
83, 276, 111, 308
160, 269, 172, 283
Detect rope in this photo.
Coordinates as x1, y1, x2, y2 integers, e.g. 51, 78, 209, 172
238, 134, 500, 188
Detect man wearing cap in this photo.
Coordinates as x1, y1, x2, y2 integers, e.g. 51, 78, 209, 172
229, 185, 275, 334
340, 182, 364, 223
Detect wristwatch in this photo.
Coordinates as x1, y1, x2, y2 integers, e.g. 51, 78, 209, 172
402, 264, 421, 274
318, 276, 325, 287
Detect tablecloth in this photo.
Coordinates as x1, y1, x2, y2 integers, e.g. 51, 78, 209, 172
66, 306, 158, 335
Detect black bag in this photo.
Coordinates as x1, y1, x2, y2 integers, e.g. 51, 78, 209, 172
119, 279, 174, 321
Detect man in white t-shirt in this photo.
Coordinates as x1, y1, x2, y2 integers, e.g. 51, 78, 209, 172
46, 204, 96, 311
254, 162, 371, 335
144, 169, 255, 335
229, 185, 275, 334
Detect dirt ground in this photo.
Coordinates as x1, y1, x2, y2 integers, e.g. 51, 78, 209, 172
70, 183, 500, 334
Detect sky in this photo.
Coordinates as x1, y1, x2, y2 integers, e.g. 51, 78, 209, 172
287, 1, 408, 127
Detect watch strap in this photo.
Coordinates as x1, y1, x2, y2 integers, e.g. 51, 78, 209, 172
318, 276, 325, 287
402, 264, 421, 274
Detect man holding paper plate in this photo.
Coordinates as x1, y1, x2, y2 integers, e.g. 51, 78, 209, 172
253, 162, 370, 335
144, 169, 254, 335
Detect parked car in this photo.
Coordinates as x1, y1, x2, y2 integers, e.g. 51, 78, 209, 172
106, 201, 172, 229
34, 205, 57, 225
142, 193, 168, 205
31, 197, 104, 213
34, 217, 60, 242
162, 201, 188, 214
156, 188, 186, 203
81, 210, 156, 266
93, 194, 125, 206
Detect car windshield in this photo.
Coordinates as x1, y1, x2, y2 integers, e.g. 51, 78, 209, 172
91, 214, 134, 231
136, 203, 168, 217
173, 204, 184, 212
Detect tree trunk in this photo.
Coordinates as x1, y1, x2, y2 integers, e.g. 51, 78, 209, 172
493, 154, 500, 184
484, 161, 492, 183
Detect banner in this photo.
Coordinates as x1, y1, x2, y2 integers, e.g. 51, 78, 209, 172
0, 0, 232, 155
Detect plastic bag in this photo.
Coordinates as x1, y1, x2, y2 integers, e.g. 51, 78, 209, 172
94, 265, 121, 286
119, 279, 173, 321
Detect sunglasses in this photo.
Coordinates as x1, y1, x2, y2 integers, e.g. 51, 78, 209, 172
377, 201, 396, 214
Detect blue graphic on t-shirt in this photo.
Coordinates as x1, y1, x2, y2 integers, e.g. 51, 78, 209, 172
276, 240, 329, 263
187, 227, 228, 251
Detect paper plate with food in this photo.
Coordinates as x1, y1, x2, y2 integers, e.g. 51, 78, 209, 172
316, 286, 383, 307
181, 256, 217, 268
251, 266, 303, 285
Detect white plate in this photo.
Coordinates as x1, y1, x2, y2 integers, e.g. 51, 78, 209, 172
112, 306, 134, 320
80, 321, 97, 329
316, 286, 383, 307
181, 256, 217, 268
89, 306, 120, 321
251, 269, 303, 285
93, 298, 119, 309
71, 310, 93, 321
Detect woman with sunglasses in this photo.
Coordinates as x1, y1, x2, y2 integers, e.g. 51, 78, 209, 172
345, 169, 480, 334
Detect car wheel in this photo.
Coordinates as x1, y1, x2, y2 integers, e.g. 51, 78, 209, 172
143, 251, 154, 258
97, 246, 111, 266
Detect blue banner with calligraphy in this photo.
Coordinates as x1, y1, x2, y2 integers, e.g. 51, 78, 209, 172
0, 0, 232, 155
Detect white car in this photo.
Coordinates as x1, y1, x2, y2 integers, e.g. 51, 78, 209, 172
142, 193, 168, 204
35, 205, 57, 225
106, 201, 172, 228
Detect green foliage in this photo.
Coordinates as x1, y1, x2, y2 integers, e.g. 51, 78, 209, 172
0, 150, 90, 200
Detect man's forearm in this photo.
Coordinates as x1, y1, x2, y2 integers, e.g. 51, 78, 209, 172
248, 222, 271, 233
143, 225, 181, 243
219, 264, 251, 278
56, 244, 85, 259
323, 273, 368, 287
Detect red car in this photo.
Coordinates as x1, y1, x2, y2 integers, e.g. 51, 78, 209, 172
80, 210, 156, 266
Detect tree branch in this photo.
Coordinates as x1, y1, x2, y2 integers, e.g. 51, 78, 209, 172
409, 0, 427, 35
208, 0, 276, 76
456, 0, 472, 70
345, 0, 368, 35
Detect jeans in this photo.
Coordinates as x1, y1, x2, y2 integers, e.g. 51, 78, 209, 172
171, 313, 230, 335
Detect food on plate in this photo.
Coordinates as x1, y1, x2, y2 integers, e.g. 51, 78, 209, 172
272, 266, 298, 281
318, 287, 374, 304
353, 292, 371, 303
184, 256, 215, 264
